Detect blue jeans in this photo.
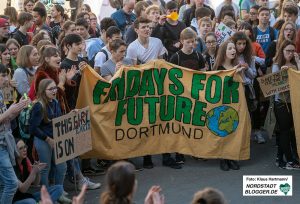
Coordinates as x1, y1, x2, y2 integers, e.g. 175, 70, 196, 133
34, 137, 67, 187
0, 145, 18, 203
13, 185, 63, 204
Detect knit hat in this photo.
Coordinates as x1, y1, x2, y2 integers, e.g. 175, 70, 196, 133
0, 18, 9, 28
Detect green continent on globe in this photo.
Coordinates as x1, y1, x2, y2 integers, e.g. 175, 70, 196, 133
218, 108, 239, 134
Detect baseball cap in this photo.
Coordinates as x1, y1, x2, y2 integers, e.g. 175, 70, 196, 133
0, 18, 9, 28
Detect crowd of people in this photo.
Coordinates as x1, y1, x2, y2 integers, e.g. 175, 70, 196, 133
0, 0, 300, 203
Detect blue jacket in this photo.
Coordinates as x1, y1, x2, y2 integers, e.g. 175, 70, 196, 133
29, 100, 62, 140
111, 9, 136, 34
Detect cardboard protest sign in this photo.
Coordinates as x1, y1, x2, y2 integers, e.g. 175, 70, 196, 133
1, 85, 15, 101
257, 69, 289, 97
215, 22, 235, 45
287, 69, 300, 160
53, 107, 92, 164
76, 60, 251, 160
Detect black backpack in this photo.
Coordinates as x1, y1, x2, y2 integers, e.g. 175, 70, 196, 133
89, 49, 109, 68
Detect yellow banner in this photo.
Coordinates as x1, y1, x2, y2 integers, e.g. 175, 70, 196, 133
287, 69, 300, 158
76, 60, 251, 160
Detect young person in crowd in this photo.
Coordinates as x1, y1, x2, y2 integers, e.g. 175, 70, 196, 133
13, 45, 39, 97
29, 46, 74, 113
89, 13, 101, 38
213, 40, 250, 171
100, 161, 164, 204
145, 5, 160, 31
124, 1, 149, 45
126, 17, 167, 168
94, 26, 122, 74
13, 138, 64, 204
32, 6, 52, 36
111, 0, 137, 35
240, 0, 256, 20
253, 6, 278, 54
31, 30, 52, 47
0, 18, 10, 44
231, 32, 259, 141
272, 40, 300, 170
0, 64, 29, 203
190, 7, 212, 37
266, 21, 296, 68
282, 5, 299, 28
170, 28, 206, 70
203, 32, 218, 71
79, 4, 92, 14
76, 12, 90, 24
57, 20, 76, 46
101, 39, 133, 80
23, 0, 35, 13
50, 4, 65, 43
216, 0, 239, 19
146, 0, 166, 13
127, 17, 166, 65
60, 33, 105, 178
248, 5, 259, 27
183, 0, 215, 27
152, 1, 186, 60
195, 17, 213, 53
12, 12, 34, 46
217, 7, 236, 24
29, 78, 71, 203
4, 6, 18, 33
168, 28, 206, 167
99, 18, 118, 45
178, 0, 193, 21
191, 187, 226, 204
0, 44, 12, 69
75, 18, 104, 63
6, 39, 20, 70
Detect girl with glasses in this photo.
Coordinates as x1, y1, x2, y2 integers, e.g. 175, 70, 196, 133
272, 40, 300, 170
29, 78, 72, 202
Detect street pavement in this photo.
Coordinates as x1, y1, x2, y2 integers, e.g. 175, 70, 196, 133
65, 137, 300, 204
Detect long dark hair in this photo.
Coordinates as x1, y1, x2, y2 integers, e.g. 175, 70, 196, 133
213, 40, 237, 70
274, 39, 297, 68
101, 161, 136, 204
231, 31, 253, 65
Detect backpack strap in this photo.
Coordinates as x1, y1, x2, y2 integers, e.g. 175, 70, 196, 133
100, 49, 109, 61
253, 26, 258, 40
269, 27, 275, 41
176, 52, 180, 65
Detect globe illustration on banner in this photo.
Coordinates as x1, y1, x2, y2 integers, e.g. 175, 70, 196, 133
206, 105, 239, 137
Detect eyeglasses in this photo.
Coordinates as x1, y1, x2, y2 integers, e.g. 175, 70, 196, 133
250, 12, 258, 15
284, 49, 295, 54
46, 86, 58, 91
284, 28, 294, 32
19, 145, 28, 151
205, 41, 216, 45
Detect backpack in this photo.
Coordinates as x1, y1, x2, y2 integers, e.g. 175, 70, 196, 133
89, 49, 109, 68
19, 105, 32, 140
175, 51, 200, 66
253, 26, 276, 42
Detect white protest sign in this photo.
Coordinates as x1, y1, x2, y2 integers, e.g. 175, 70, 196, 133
215, 22, 235, 45
53, 107, 92, 164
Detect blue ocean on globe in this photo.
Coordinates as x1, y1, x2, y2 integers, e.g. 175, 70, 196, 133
206, 105, 239, 137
